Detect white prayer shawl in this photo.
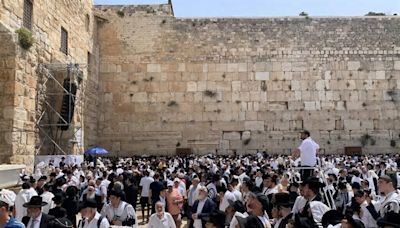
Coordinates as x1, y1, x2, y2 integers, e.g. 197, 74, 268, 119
15, 188, 38, 221
377, 190, 400, 216
41, 191, 55, 214
148, 212, 176, 228
292, 196, 307, 214
355, 201, 378, 228
101, 201, 137, 228
229, 212, 248, 228
309, 201, 330, 224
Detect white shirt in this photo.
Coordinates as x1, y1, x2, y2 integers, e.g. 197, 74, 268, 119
232, 189, 242, 202
264, 186, 279, 196
255, 176, 263, 188
27, 213, 42, 228
355, 201, 377, 228
140, 176, 154, 197
298, 137, 319, 166
219, 190, 236, 212
67, 175, 80, 187
229, 212, 248, 228
79, 211, 110, 228
148, 212, 176, 228
292, 196, 307, 214
188, 185, 199, 206
41, 191, 55, 214
194, 199, 206, 228
15, 188, 38, 221
96, 184, 108, 203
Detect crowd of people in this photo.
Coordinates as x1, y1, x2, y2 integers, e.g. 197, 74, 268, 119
1, 132, 400, 228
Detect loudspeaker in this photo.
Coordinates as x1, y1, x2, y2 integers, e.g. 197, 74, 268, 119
58, 78, 77, 130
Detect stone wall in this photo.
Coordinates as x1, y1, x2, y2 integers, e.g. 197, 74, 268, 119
96, 5, 400, 156
0, 24, 17, 163
0, 0, 97, 169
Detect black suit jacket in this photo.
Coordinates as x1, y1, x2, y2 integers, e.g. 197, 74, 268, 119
22, 213, 55, 228
189, 198, 216, 228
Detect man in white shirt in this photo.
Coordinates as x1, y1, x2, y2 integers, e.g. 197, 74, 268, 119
40, 184, 54, 214
78, 199, 109, 228
15, 182, 38, 221
187, 177, 200, 218
148, 201, 176, 228
292, 130, 319, 180
219, 185, 236, 212
139, 171, 154, 223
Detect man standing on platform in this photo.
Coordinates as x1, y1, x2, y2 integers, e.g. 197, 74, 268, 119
292, 130, 319, 181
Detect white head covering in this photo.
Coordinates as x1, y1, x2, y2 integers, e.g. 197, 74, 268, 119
0, 189, 16, 206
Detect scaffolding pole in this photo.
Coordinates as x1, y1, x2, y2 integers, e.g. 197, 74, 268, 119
35, 63, 86, 155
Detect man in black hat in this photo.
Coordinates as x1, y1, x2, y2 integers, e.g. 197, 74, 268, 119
21, 196, 55, 228
48, 194, 67, 219
204, 210, 226, 228
297, 177, 329, 226
100, 190, 136, 226
273, 193, 294, 228
78, 199, 109, 228
245, 192, 271, 228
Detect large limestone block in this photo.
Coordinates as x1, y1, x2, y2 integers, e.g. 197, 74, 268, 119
394, 61, 400, 70
347, 61, 360, 70
344, 119, 361, 130
255, 72, 269, 81
223, 132, 241, 140
147, 64, 161, 72
187, 81, 197, 92
244, 121, 264, 131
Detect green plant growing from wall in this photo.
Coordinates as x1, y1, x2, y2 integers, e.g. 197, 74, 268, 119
390, 139, 396, 147
204, 90, 217, 98
117, 10, 125, 17
360, 134, 374, 147
365, 12, 385, 16
16, 28, 34, 50
167, 100, 178, 107
243, 138, 251, 145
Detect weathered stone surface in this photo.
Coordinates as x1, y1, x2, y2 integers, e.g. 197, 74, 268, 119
2, 2, 400, 162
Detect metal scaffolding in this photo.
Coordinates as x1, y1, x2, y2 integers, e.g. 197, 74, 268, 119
36, 63, 86, 155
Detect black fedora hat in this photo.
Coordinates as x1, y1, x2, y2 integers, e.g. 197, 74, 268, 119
109, 190, 124, 198
23, 196, 47, 208
78, 199, 97, 211
274, 192, 294, 208
377, 211, 400, 228
52, 194, 64, 204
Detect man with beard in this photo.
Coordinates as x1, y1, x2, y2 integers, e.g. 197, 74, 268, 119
82, 186, 102, 212
292, 130, 319, 180
22, 196, 55, 228
148, 201, 176, 228
190, 186, 216, 228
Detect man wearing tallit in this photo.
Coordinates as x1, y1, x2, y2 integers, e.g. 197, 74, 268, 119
295, 177, 330, 227
366, 174, 400, 223
100, 190, 137, 227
